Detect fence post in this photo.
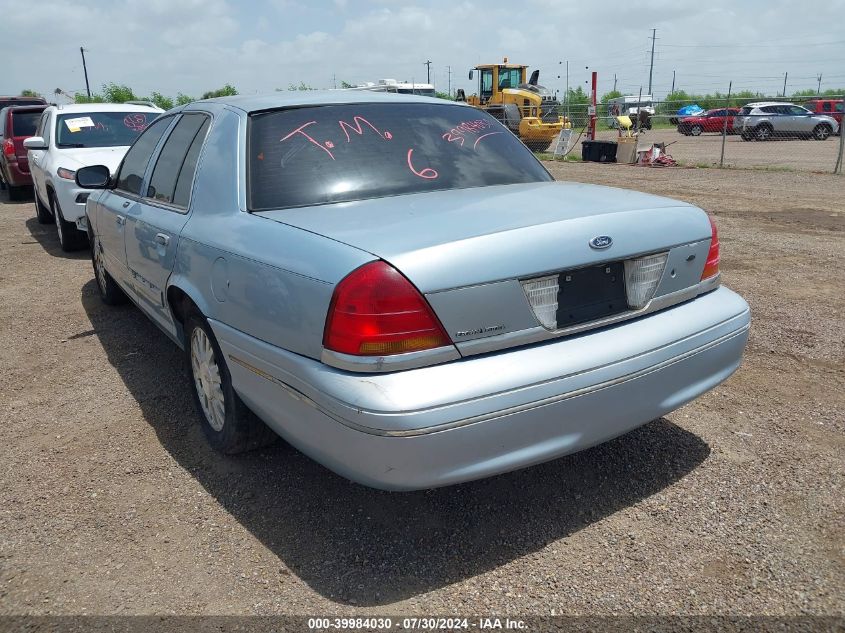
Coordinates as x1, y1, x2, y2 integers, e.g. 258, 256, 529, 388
836, 116, 844, 174
720, 81, 732, 168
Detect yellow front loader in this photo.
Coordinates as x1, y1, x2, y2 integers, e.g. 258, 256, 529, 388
460, 58, 568, 151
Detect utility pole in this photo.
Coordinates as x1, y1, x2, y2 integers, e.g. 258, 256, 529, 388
332, 73, 336, 89
817, 73, 823, 94
80, 46, 91, 98
782, 72, 788, 97
446, 65, 452, 97
647, 28, 656, 96
613, 73, 617, 93
424, 60, 432, 84
671, 69, 675, 95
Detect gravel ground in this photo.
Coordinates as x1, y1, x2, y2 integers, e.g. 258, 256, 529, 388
0, 165, 843, 618
578, 129, 844, 173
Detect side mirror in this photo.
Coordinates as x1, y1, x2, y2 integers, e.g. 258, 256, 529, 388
468, 69, 474, 80
75, 165, 112, 189
23, 136, 47, 150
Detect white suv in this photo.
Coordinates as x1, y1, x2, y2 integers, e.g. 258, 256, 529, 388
24, 102, 163, 251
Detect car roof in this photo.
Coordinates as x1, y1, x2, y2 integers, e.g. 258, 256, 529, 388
744, 102, 796, 108
192, 90, 467, 114
49, 102, 165, 113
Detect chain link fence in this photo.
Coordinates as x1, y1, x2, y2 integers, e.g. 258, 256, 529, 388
550, 96, 844, 174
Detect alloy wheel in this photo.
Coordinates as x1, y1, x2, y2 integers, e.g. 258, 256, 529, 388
93, 237, 107, 295
190, 327, 226, 432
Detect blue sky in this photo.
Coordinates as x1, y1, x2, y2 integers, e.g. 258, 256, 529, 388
2, 0, 844, 102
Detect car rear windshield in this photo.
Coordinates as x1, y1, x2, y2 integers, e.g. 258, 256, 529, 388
55, 111, 160, 148
11, 111, 41, 137
248, 102, 553, 211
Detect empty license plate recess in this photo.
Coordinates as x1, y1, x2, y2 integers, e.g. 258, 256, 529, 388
556, 261, 627, 327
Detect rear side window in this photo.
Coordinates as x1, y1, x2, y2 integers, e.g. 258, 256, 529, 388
248, 102, 552, 211
146, 114, 209, 208
116, 116, 172, 195
12, 111, 41, 137
836, 103, 843, 113
739, 107, 753, 115
173, 118, 210, 208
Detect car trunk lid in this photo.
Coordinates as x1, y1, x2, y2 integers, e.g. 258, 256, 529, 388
255, 181, 710, 292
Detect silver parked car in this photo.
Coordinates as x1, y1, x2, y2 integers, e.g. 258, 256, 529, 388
77, 91, 750, 490
733, 101, 839, 141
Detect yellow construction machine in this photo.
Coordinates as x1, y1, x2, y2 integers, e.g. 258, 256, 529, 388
459, 58, 568, 151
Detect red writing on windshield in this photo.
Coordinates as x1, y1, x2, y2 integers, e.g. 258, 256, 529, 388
473, 131, 504, 149
123, 114, 148, 132
406, 148, 438, 179
338, 116, 391, 143
281, 121, 336, 160
442, 119, 495, 147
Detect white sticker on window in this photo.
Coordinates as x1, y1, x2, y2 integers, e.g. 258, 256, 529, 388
64, 116, 96, 132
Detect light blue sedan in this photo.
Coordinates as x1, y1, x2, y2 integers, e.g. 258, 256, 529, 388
77, 91, 750, 490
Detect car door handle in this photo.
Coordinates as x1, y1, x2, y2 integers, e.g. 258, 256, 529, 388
122, 201, 131, 208
154, 233, 170, 246
116, 215, 125, 226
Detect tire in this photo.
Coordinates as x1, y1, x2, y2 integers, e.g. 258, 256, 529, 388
754, 125, 773, 141
90, 231, 127, 305
7, 185, 25, 201
812, 124, 832, 141
690, 125, 702, 136
185, 311, 277, 454
525, 141, 550, 152
51, 192, 86, 252
35, 191, 53, 224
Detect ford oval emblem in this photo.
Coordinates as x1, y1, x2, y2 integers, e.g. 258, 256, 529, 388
589, 235, 613, 250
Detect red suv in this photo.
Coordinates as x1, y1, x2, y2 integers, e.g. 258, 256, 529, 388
0, 105, 47, 199
802, 99, 843, 131
677, 108, 740, 136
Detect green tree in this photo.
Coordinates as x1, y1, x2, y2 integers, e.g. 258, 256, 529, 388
148, 91, 174, 110
340, 80, 355, 89
600, 90, 623, 104
201, 84, 238, 99
564, 86, 590, 106
175, 93, 194, 106
20, 89, 42, 98
287, 82, 315, 91
102, 83, 137, 102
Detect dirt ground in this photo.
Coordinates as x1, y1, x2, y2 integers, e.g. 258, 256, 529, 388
583, 129, 844, 172
0, 164, 843, 618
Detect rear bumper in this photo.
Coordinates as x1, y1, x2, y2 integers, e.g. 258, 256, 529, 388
212, 286, 750, 490
1, 159, 32, 187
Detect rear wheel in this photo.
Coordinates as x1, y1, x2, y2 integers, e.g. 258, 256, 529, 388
51, 193, 86, 252
754, 124, 773, 141
812, 124, 832, 140
185, 311, 277, 454
690, 125, 702, 136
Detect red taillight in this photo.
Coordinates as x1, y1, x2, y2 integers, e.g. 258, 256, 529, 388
701, 215, 720, 280
2, 139, 14, 157
323, 261, 452, 356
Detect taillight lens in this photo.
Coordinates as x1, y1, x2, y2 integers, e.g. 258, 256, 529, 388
2, 139, 14, 157
701, 215, 720, 280
323, 261, 452, 356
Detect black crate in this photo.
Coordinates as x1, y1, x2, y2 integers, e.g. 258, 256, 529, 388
581, 140, 618, 163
